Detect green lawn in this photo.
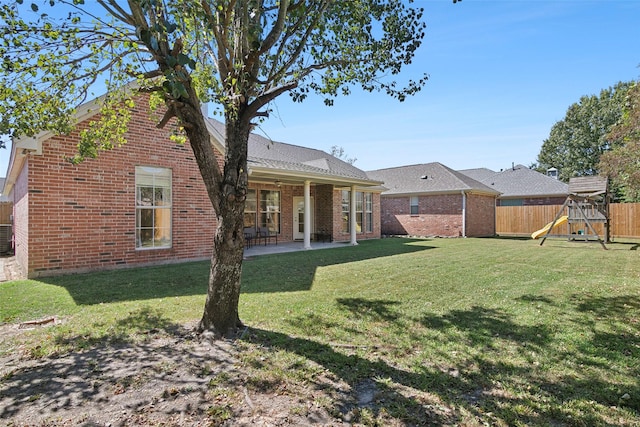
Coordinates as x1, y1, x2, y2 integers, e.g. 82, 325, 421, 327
1, 237, 639, 425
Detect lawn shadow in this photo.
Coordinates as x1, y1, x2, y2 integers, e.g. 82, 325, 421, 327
336, 298, 401, 322
570, 294, 640, 376
515, 294, 556, 305
39, 238, 433, 304
244, 327, 463, 425
245, 296, 640, 425
240, 238, 435, 294
416, 300, 640, 422
420, 305, 552, 348
488, 235, 532, 241
38, 260, 210, 306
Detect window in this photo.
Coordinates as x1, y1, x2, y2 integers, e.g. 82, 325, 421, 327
410, 196, 419, 215
136, 166, 172, 249
341, 190, 350, 233
244, 189, 257, 228
356, 192, 364, 233
365, 193, 373, 233
343, 190, 374, 234
260, 190, 280, 233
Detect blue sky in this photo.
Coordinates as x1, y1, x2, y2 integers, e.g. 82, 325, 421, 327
2, 0, 639, 176
258, 0, 640, 172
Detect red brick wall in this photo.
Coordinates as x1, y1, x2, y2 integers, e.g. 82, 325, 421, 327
315, 184, 334, 236
12, 161, 30, 276
23, 97, 217, 277
465, 194, 496, 237
380, 194, 464, 237
380, 193, 496, 238
14, 96, 383, 276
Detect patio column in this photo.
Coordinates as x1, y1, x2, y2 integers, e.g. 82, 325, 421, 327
304, 180, 312, 249
350, 186, 358, 245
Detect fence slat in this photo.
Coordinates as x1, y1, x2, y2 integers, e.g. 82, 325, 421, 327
496, 203, 640, 238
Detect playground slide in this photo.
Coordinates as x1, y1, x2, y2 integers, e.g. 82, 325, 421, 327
531, 215, 568, 239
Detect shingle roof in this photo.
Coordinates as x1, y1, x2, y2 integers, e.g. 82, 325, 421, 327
206, 118, 375, 182
367, 163, 500, 196
457, 167, 496, 183
459, 164, 569, 198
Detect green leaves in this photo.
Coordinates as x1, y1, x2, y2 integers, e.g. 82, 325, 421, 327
599, 82, 640, 201
3, 0, 429, 152
72, 93, 133, 164
537, 81, 634, 182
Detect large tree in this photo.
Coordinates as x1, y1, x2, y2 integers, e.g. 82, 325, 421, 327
0, 0, 430, 337
536, 81, 633, 182
600, 82, 640, 202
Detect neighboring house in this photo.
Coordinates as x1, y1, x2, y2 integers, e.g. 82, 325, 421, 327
460, 164, 569, 206
2, 94, 382, 278
367, 163, 499, 238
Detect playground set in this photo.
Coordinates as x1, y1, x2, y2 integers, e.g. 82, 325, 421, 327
532, 176, 610, 250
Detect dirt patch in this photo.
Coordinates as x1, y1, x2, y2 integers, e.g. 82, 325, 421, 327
0, 323, 348, 426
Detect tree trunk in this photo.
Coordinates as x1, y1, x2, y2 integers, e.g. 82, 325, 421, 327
169, 84, 251, 338
198, 206, 246, 337
196, 109, 251, 338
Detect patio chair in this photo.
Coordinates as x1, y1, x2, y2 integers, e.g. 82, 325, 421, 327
258, 226, 278, 246
244, 227, 257, 248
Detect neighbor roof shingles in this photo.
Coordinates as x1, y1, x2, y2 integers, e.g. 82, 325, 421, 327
459, 164, 569, 198
367, 163, 500, 196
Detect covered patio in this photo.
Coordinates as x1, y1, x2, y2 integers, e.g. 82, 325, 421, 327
243, 240, 349, 258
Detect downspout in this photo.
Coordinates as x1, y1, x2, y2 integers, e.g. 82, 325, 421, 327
461, 190, 467, 238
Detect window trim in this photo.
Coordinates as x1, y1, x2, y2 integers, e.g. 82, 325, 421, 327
259, 189, 281, 233
410, 196, 419, 215
343, 190, 374, 234
135, 166, 172, 250
244, 188, 257, 229
341, 190, 350, 233
365, 192, 373, 233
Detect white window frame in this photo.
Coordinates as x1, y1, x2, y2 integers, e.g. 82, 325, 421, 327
135, 166, 172, 250
410, 196, 419, 215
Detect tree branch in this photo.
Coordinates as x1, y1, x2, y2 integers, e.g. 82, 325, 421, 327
97, 0, 135, 26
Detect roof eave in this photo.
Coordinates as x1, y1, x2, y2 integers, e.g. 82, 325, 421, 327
248, 166, 383, 187
381, 188, 499, 197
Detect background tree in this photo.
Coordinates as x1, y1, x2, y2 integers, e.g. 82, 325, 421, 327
0, 0, 429, 337
536, 81, 632, 182
600, 82, 640, 202
329, 145, 356, 165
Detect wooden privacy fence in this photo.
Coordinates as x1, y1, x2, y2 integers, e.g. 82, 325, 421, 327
0, 201, 12, 254
496, 203, 640, 239
0, 202, 12, 224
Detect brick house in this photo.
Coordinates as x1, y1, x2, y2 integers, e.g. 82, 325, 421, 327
367, 163, 499, 237
459, 164, 569, 206
3, 94, 382, 278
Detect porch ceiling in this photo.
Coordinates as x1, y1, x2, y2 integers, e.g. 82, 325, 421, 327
248, 166, 383, 189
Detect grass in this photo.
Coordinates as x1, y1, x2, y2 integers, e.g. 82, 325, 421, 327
1, 237, 640, 425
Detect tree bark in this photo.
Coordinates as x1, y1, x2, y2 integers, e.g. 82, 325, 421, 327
195, 108, 251, 338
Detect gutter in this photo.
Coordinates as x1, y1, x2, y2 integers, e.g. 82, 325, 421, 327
3, 136, 43, 197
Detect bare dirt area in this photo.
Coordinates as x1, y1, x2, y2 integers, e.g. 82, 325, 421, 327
0, 323, 346, 427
